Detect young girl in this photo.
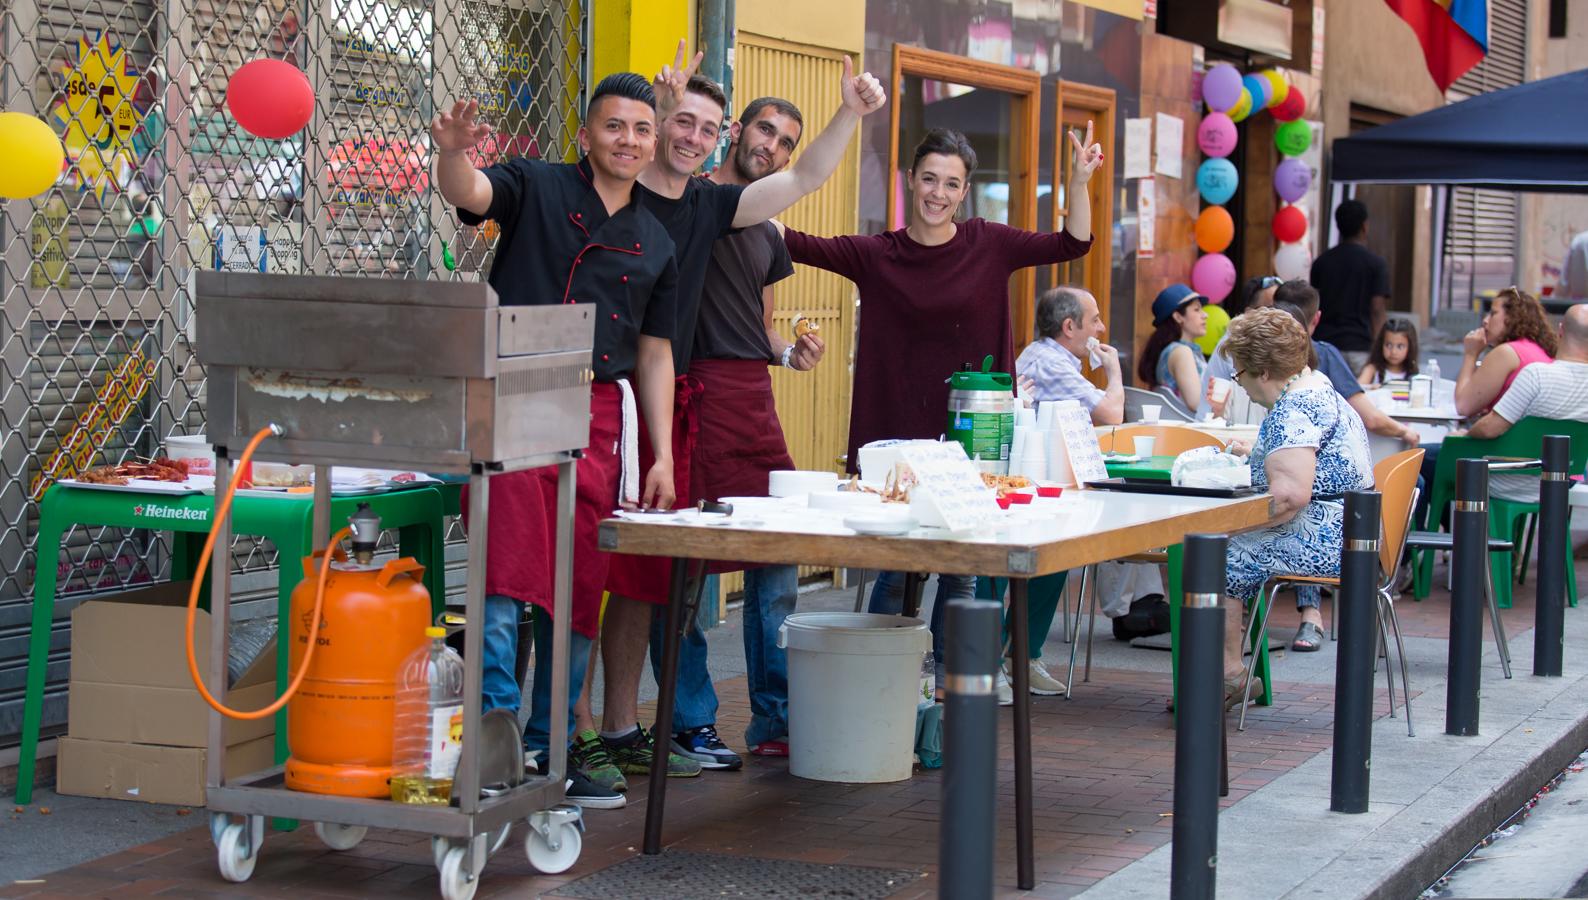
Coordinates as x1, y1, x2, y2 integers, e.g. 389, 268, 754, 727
1357, 319, 1420, 386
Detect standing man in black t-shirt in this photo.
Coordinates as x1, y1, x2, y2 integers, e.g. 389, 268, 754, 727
1311, 199, 1390, 374
587, 43, 885, 788
431, 74, 679, 809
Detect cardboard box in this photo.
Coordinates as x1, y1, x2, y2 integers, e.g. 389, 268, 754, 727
67, 584, 278, 748
56, 735, 276, 806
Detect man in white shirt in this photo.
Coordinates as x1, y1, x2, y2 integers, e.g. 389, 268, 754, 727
1557, 230, 1588, 302
1467, 304, 1588, 501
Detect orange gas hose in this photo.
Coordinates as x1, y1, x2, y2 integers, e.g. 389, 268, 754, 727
183, 426, 346, 720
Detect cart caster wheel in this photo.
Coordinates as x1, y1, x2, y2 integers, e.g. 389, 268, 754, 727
217, 823, 258, 883
431, 836, 450, 872
438, 846, 479, 900
525, 821, 582, 874
314, 821, 367, 851
490, 823, 513, 856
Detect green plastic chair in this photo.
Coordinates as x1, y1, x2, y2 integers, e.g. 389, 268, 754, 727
1413, 417, 1587, 609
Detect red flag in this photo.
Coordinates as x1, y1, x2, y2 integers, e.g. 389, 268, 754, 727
1384, 0, 1489, 92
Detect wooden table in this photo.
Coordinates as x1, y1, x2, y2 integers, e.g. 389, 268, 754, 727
599, 489, 1273, 889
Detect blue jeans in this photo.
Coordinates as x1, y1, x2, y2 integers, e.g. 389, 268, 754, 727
481, 594, 593, 756
868, 571, 975, 684
649, 565, 798, 747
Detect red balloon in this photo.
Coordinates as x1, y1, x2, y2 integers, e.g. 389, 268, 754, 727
1272, 205, 1308, 243
1271, 86, 1306, 122
228, 59, 314, 139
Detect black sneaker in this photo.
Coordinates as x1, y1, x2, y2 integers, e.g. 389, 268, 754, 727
564, 768, 625, 810
670, 724, 743, 771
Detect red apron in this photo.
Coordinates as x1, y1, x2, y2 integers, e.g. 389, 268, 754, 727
603, 375, 699, 604
462, 383, 622, 638
690, 359, 797, 574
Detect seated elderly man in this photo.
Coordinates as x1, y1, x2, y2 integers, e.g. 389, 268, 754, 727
1217, 308, 1375, 705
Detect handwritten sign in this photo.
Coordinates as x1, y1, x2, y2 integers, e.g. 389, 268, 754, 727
899, 441, 1002, 532
1046, 401, 1108, 488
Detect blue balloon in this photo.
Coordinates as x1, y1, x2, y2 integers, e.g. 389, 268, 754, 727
1197, 158, 1239, 205
1242, 74, 1270, 111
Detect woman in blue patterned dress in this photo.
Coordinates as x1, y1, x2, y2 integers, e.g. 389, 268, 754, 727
1218, 308, 1374, 703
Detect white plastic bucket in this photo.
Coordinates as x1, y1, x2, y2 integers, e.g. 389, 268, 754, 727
777, 612, 931, 783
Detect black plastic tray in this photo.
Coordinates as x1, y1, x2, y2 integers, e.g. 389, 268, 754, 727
1084, 477, 1258, 499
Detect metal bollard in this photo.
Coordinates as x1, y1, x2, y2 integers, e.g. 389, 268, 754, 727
1172, 533, 1226, 900
939, 598, 1002, 900
1331, 491, 1381, 813
1534, 435, 1571, 678
1446, 459, 1488, 736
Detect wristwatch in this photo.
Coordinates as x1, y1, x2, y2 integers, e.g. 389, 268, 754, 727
780, 345, 797, 369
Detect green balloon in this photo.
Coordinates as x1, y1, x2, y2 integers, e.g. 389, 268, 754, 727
1275, 120, 1312, 157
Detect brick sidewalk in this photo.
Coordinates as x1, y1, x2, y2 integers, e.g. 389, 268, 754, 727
7, 552, 1562, 899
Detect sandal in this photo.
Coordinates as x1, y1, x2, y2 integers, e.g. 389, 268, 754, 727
1164, 675, 1264, 713
1291, 621, 1325, 652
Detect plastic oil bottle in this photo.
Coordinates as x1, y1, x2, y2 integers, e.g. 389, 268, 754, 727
390, 627, 466, 804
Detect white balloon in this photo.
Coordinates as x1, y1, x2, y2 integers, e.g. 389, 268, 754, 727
1274, 242, 1312, 281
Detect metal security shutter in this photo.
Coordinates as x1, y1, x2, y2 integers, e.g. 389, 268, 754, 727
0, 0, 585, 749
1441, 0, 1527, 308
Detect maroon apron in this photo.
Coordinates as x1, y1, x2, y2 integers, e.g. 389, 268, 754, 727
462, 382, 622, 638
690, 359, 796, 574
603, 375, 700, 604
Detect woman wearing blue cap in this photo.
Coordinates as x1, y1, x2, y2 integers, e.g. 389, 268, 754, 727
1138, 284, 1209, 410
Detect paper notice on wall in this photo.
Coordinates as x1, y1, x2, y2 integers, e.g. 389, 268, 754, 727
899, 441, 1001, 532
1312, 7, 1326, 73
1124, 117, 1152, 180
1137, 176, 1155, 259
1154, 113, 1183, 179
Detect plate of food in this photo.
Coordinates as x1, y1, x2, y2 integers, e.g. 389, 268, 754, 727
59, 459, 205, 494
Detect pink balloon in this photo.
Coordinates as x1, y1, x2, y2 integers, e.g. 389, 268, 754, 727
1197, 113, 1237, 158
1191, 253, 1237, 304
1275, 158, 1312, 203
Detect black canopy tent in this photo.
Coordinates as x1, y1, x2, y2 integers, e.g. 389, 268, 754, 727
1330, 67, 1588, 193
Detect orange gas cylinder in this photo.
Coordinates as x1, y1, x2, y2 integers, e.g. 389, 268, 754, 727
284, 549, 431, 797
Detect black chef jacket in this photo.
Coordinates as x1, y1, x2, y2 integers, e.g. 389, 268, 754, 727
636, 177, 743, 375
458, 157, 679, 383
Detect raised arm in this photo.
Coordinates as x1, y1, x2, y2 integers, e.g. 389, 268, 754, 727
1063, 120, 1105, 242
732, 57, 886, 228
1454, 334, 1517, 417
431, 99, 495, 217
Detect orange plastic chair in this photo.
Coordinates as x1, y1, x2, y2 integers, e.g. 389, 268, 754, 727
1097, 425, 1225, 456
1239, 448, 1424, 735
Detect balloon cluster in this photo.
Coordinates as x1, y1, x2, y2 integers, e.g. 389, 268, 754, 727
1194, 63, 1316, 290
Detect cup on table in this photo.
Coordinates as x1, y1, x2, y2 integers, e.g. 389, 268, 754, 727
1141, 405, 1162, 423
1133, 436, 1157, 459
1209, 378, 1233, 405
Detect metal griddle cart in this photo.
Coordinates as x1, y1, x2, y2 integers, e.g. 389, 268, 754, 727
194, 271, 594, 899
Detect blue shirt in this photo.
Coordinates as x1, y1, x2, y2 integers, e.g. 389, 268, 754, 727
1155, 339, 1206, 399
1016, 338, 1104, 410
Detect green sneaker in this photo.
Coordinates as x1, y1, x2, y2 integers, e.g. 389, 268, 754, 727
571, 729, 627, 793
605, 725, 702, 777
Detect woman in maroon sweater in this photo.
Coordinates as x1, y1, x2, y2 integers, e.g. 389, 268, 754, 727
781, 125, 1102, 468
780, 125, 1101, 696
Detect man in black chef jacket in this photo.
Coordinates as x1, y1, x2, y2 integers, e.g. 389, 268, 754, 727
431, 72, 678, 810
590, 43, 886, 785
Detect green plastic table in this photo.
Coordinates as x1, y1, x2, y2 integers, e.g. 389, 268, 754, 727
15, 483, 448, 805
1101, 455, 1274, 711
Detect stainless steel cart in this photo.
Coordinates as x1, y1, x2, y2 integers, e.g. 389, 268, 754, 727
194, 271, 595, 900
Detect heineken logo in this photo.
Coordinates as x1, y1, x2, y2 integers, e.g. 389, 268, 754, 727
132, 503, 208, 522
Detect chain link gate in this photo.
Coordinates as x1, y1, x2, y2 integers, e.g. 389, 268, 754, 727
0, 0, 586, 744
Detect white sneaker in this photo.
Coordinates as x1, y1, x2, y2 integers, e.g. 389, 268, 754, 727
1005, 658, 1066, 696
993, 668, 1014, 707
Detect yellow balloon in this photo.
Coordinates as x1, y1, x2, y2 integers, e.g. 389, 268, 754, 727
1228, 88, 1254, 123
0, 112, 65, 200
1261, 70, 1289, 109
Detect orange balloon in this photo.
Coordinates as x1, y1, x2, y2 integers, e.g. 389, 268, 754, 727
1195, 206, 1235, 254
